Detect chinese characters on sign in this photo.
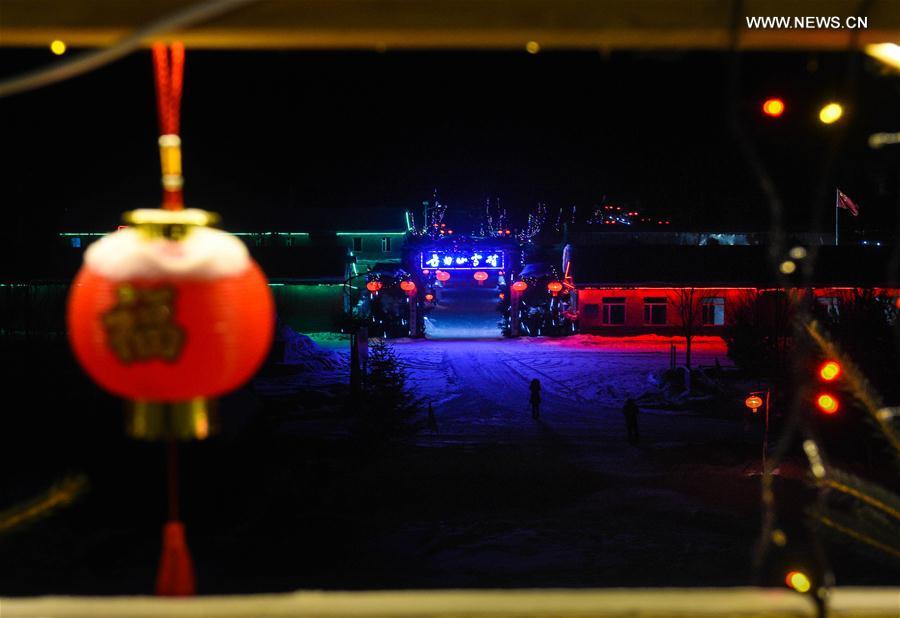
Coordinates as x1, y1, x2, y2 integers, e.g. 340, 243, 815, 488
420, 250, 504, 270
103, 285, 185, 363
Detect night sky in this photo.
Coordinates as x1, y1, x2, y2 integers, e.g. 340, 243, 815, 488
1, 48, 898, 239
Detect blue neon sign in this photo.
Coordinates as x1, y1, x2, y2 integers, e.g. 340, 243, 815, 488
420, 250, 504, 270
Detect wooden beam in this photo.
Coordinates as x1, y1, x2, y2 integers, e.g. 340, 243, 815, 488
1, 0, 898, 50
6, 587, 900, 617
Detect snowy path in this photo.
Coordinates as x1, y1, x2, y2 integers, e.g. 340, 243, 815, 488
423, 286, 502, 339
295, 333, 739, 448
387, 336, 736, 446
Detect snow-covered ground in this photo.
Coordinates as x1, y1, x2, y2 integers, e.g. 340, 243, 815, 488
247, 332, 786, 588
271, 331, 736, 445
392, 335, 734, 442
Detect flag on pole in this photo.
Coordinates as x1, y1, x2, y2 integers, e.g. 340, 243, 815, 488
836, 189, 860, 216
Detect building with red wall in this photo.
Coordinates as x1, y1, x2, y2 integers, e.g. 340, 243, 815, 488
564, 245, 897, 335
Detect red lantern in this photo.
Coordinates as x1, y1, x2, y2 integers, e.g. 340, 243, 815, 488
436, 270, 451, 282
424, 293, 435, 302
400, 280, 416, 293
547, 281, 563, 295
511, 280, 528, 293
67, 209, 273, 439
473, 271, 488, 282
366, 280, 383, 293
744, 395, 763, 411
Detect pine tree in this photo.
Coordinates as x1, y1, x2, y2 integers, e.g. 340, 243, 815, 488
357, 338, 418, 440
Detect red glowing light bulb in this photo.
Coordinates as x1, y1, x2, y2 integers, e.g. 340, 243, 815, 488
763, 98, 785, 117
819, 360, 841, 382
816, 393, 839, 415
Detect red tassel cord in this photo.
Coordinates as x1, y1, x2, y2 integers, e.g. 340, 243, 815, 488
152, 44, 195, 594
155, 521, 196, 596
152, 42, 186, 211
155, 440, 196, 596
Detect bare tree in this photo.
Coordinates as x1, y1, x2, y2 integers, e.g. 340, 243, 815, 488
670, 287, 701, 370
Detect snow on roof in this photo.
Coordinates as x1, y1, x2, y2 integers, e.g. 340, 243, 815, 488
568, 245, 897, 288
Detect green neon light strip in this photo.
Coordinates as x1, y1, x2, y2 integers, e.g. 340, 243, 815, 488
232, 232, 310, 236
59, 231, 407, 237
59, 231, 312, 237
336, 232, 406, 236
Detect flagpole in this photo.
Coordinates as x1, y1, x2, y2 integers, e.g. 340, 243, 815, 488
834, 188, 839, 246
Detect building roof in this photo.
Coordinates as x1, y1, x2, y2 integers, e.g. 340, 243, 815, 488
55, 208, 410, 236
1, 242, 350, 283
294, 208, 409, 234
568, 245, 898, 289
249, 245, 350, 283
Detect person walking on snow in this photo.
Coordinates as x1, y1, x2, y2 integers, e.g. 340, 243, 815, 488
529, 378, 542, 420
622, 398, 640, 445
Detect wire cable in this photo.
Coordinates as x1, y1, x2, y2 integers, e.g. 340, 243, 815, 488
0, 0, 256, 98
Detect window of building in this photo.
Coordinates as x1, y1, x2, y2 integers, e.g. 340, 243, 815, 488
582, 304, 599, 320
643, 297, 667, 325
817, 296, 840, 318
381, 237, 391, 253
602, 297, 626, 325
701, 297, 725, 325
352, 237, 363, 252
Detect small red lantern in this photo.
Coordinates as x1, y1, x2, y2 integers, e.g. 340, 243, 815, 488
424, 293, 435, 302
67, 209, 274, 439
473, 271, 488, 282
511, 280, 528, 293
436, 270, 451, 282
366, 280, 383, 293
400, 280, 416, 293
744, 395, 763, 412
547, 281, 563, 295
498, 292, 505, 300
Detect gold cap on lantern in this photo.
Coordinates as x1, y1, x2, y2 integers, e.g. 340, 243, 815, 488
123, 208, 220, 240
